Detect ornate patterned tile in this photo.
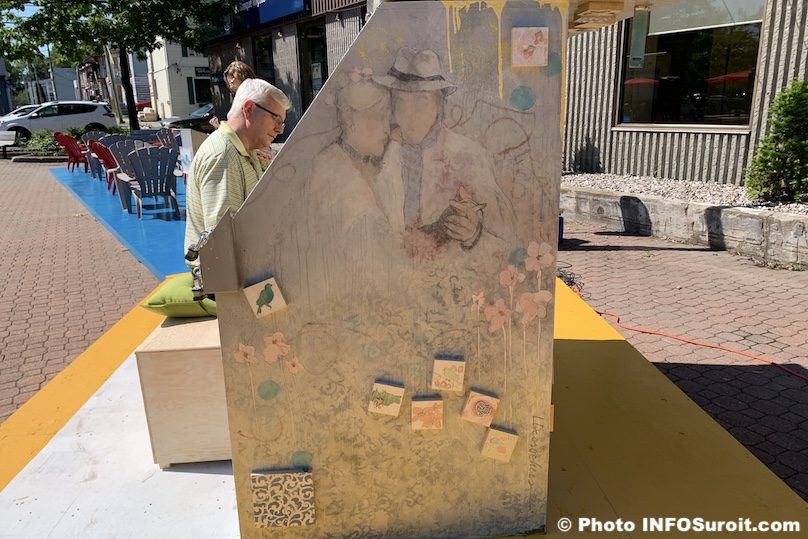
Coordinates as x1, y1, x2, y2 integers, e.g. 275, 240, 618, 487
251, 470, 315, 528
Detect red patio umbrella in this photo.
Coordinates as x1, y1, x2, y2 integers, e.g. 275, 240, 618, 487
706, 70, 752, 85
624, 77, 659, 86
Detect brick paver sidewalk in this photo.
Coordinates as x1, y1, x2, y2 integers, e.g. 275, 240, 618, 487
0, 162, 158, 422
559, 219, 808, 501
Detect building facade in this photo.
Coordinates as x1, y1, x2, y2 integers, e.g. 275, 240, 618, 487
563, 0, 807, 184
146, 39, 211, 120
205, 0, 366, 141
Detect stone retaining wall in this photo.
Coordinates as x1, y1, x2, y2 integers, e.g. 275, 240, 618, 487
561, 187, 807, 267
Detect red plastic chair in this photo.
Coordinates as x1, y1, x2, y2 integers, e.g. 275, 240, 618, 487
53, 132, 89, 173
88, 140, 120, 193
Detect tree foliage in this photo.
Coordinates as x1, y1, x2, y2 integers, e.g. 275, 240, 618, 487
1, 0, 238, 126
745, 80, 808, 203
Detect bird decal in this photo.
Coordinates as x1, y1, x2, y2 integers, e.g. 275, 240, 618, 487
256, 283, 274, 313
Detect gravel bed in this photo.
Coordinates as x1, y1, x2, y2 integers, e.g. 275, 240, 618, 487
561, 173, 808, 215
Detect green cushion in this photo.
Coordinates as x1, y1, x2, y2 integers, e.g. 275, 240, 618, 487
140, 273, 217, 318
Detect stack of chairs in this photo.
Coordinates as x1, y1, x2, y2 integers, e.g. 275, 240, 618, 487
80, 131, 106, 180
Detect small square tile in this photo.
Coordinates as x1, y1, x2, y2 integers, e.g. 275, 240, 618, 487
461, 390, 499, 427
243, 277, 288, 318
251, 470, 315, 528
431, 358, 465, 393
411, 398, 444, 430
481, 427, 519, 463
511, 27, 549, 67
368, 382, 405, 417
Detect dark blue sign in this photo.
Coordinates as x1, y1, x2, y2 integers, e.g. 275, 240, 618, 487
237, 0, 305, 29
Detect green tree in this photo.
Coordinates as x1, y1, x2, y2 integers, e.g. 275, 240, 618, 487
0, 0, 238, 129
745, 80, 808, 203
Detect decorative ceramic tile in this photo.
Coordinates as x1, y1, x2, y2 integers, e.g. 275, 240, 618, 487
243, 277, 288, 318
251, 470, 315, 528
411, 398, 443, 430
481, 427, 519, 463
511, 27, 549, 67
461, 390, 499, 427
368, 381, 405, 417
431, 356, 465, 393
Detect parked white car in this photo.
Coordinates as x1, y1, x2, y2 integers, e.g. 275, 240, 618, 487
0, 101, 117, 143
0, 104, 39, 121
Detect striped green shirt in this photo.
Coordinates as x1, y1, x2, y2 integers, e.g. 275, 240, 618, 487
184, 122, 263, 269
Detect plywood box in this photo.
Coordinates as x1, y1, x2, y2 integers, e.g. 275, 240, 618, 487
135, 317, 230, 468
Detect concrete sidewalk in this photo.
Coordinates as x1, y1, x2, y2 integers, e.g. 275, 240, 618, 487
559, 218, 808, 501
0, 162, 158, 422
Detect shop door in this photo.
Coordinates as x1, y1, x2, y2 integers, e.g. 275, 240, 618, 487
298, 19, 328, 110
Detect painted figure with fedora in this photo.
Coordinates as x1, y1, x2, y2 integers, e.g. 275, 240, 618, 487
373, 47, 516, 255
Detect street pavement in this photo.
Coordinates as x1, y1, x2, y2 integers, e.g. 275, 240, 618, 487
0, 161, 805, 502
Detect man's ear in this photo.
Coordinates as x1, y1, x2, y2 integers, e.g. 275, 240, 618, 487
242, 100, 253, 119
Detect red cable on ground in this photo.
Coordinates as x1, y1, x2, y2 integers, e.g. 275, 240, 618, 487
598, 310, 808, 383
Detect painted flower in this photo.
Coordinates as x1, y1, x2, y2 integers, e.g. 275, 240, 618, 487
499, 264, 526, 290
349, 67, 373, 82
232, 342, 256, 364
284, 356, 306, 374
516, 290, 553, 326
484, 298, 513, 333
525, 241, 555, 272
263, 332, 291, 364
471, 290, 486, 314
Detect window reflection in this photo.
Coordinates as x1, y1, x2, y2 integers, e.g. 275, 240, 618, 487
621, 22, 761, 126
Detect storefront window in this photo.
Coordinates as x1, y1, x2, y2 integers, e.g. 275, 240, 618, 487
620, 0, 764, 126
254, 34, 276, 84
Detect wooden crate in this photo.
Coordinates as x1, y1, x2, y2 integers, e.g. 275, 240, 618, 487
135, 317, 231, 468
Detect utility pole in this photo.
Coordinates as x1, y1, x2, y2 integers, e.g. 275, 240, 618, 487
46, 43, 55, 100
103, 44, 124, 124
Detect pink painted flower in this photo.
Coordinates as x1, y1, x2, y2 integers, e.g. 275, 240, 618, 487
233, 343, 256, 364
349, 67, 373, 82
284, 357, 306, 374
484, 299, 513, 333
471, 290, 486, 314
499, 264, 526, 289
525, 241, 555, 272
263, 332, 291, 364
515, 290, 554, 326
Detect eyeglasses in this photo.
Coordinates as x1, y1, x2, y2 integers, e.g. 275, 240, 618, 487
252, 101, 285, 128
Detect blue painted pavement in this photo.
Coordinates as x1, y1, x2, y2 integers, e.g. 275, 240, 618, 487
50, 167, 188, 280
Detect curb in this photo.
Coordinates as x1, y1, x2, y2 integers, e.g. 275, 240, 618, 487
560, 186, 808, 268
11, 155, 68, 163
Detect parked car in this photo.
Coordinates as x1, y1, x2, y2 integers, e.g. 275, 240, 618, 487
136, 100, 152, 112
160, 103, 216, 134
0, 101, 117, 143
0, 104, 39, 121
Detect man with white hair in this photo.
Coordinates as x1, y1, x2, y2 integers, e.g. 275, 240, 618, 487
184, 78, 291, 269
